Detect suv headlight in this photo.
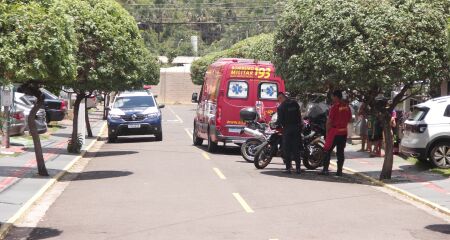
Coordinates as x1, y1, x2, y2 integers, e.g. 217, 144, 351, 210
147, 113, 160, 119
109, 114, 121, 120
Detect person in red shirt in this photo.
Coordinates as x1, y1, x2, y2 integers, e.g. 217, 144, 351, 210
320, 90, 352, 176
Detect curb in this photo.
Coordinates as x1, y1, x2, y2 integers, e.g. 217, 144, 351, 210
0, 123, 107, 240
330, 161, 450, 218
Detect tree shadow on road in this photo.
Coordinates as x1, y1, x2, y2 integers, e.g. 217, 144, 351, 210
260, 170, 372, 185
84, 150, 138, 158
59, 170, 133, 181
0, 166, 132, 182
234, 160, 285, 166
425, 224, 450, 234
3, 224, 62, 240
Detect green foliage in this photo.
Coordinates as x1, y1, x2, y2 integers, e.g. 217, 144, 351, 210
52, 0, 160, 154
274, 0, 448, 179
190, 33, 274, 85
54, 0, 160, 93
191, 50, 227, 85
0, 1, 77, 85
274, 0, 448, 98
116, 0, 280, 56
67, 133, 84, 154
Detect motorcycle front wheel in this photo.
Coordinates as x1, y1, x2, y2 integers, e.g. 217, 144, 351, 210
254, 142, 273, 169
302, 142, 325, 170
241, 138, 263, 163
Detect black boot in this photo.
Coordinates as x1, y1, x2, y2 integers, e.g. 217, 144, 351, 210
336, 161, 344, 176
319, 152, 330, 175
296, 165, 301, 174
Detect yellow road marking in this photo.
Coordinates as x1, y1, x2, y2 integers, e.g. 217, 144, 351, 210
184, 128, 193, 139
213, 168, 226, 180
232, 193, 254, 213
202, 152, 211, 160
184, 128, 212, 160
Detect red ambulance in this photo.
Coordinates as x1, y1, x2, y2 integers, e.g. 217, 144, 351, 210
192, 58, 286, 152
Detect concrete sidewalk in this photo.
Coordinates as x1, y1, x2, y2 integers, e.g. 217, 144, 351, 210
331, 143, 450, 215
0, 109, 106, 236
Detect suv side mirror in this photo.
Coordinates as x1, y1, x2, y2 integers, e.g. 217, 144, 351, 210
158, 104, 165, 109
191, 92, 199, 103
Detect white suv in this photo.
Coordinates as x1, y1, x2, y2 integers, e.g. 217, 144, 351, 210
400, 96, 450, 168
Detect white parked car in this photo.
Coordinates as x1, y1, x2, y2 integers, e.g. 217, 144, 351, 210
400, 96, 450, 168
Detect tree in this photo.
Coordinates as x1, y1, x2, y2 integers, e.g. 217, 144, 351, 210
54, 0, 159, 153
191, 33, 274, 85
118, 0, 280, 56
274, 0, 449, 180
0, 1, 77, 176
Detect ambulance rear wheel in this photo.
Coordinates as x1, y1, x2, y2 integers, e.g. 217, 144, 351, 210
193, 123, 203, 146
207, 128, 218, 153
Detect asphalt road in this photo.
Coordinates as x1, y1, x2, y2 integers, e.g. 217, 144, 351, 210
6, 105, 450, 240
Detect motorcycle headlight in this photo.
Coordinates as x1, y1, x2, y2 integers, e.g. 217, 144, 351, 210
109, 114, 121, 120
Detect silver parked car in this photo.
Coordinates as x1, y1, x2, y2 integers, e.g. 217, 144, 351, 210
14, 93, 47, 134
1, 107, 26, 136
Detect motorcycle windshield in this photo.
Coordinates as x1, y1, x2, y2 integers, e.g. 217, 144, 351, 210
306, 103, 328, 119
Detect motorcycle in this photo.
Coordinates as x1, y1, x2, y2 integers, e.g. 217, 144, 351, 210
240, 121, 267, 162
253, 117, 325, 170
239, 107, 268, 163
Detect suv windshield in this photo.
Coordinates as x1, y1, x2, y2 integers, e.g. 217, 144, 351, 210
113, 96, 155, 109
408, 107, 429, 121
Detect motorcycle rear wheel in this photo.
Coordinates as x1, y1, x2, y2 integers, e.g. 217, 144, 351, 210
241, 139, 262, 163
302, 143, 325, 170
254, 143, 273, 169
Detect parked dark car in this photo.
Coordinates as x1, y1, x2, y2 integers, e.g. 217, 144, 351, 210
24, 88, 67, 123
15, 93, 47, 134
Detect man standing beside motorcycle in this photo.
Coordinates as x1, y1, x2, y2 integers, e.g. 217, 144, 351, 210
276, 92, 302, 174
320, 90, 352, 176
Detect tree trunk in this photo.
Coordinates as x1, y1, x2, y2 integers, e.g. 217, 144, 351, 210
2, 106, 10, 148
380, 114, 394, 180
68, 94, 84, 153
85, 97, 93, 137
29, 93, 48, 176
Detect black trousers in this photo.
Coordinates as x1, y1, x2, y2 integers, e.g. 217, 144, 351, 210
282, 126, 301, 170
323, 135, 347, 171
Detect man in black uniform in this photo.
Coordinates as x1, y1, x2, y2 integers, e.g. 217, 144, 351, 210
276, 92, 302, 174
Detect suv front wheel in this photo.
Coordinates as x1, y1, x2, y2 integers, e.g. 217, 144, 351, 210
108, 133, 117, 143
430, 142, 450, 168
155, 131, 163, 141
